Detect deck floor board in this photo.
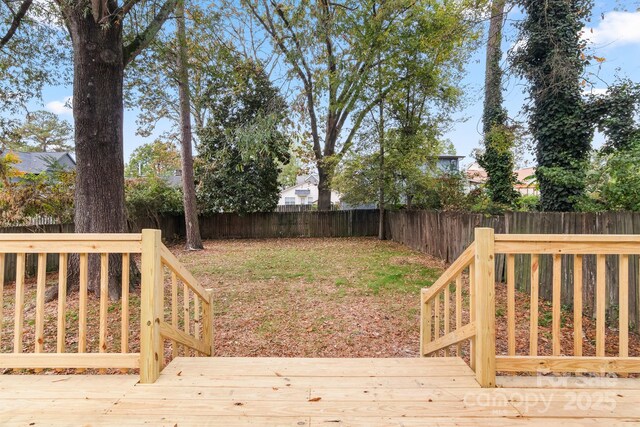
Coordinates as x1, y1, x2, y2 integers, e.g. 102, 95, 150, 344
0, 357, 638, 426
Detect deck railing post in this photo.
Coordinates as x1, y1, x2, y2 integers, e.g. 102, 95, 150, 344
419, 291, 430, 357
202, 289, 215, 356
474, 227, 496, 387
140, 229, 163, 384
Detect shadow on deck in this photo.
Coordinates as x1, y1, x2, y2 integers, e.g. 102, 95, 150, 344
2, 357, 639, 426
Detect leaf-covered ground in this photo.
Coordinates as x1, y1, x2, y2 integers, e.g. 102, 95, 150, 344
178, 238, 443, 358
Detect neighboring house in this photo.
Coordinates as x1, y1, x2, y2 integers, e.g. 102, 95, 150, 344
164, 170, 183, 188
436, 155, 465, 174
465, 162, 488, 190
514, 167, 538, 196
278, 174, 341, 206
0, 150, 76, 176
464, 163, 539, 195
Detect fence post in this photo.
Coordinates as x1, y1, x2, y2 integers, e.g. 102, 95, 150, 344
140, 229, 163, 384
474, 227, 496, 387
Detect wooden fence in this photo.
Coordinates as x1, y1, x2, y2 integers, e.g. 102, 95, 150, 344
2, 211, 380, 283
4, 209, 640, 328
386, 210, 640, 329
128, 210, 380, 240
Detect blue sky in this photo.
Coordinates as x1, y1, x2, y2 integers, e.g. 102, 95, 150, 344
33, 2, 640, 167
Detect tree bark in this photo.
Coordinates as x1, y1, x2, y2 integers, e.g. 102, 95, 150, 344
377, 74, 385, 241
67, 8, 127, 299
317, 163, 332, 211
176, 0, 203, 250
483, 0, 507, 133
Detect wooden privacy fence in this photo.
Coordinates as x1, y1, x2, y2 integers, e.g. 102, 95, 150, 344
129, 210, 379, 239
422, 228, 640, 387
0, 230, 213, 384
388, 210, 640, 330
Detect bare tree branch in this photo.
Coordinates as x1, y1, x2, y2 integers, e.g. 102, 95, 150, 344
0, 0, 33, 50
122, 0, 179, 67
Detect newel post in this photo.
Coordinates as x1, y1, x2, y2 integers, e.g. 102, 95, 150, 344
474, 227, 496, 387
140, 229, 163, 384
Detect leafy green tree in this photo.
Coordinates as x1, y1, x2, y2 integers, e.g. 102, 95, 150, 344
0, 1, 69, 116
125, 140, 181, 178
334, 127, 448, 209
278, 149, 304, 188
334, 0, 478, 213
195, 59, 291, 214
512, 0, 594, 211
125, 176, 183, 227
6, 110, 73, 152
239, 0, 487, 210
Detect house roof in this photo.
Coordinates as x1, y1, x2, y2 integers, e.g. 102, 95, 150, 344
295, 174, 319, 185
465, 164, 537, 186
1, 151, 76, 174
437, 155, 465, 160
515, 167, 536, 188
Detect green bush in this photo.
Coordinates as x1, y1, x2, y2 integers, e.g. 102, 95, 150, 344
516, 194, 540, 212
125, 177, 183, 225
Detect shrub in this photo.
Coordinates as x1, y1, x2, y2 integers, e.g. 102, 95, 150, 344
125, 177, 183, 226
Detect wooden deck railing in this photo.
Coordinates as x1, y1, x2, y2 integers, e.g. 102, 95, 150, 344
422, 228, 640, 387
0, 229, 213, 384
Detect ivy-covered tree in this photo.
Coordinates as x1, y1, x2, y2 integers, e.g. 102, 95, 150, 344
581, 81, 640, 211
477, 0, 519, 209
512, 0, 594, 211
195, 59, 291, 214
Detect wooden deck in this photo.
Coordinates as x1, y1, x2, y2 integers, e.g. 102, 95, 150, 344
1, 357, 639, 426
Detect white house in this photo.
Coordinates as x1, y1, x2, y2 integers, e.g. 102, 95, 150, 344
278, 174, 341, 206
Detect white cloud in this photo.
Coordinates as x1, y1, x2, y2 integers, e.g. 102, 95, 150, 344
45, 96, 72, 115
583, 87, 608, 96
584, 11, 640, 48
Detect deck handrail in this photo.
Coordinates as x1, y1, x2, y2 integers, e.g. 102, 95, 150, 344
0, 229, 213, 384
423, 228, 640, 388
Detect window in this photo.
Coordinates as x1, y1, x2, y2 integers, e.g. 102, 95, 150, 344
298, 196, 306, 204
284, 197, 295, 205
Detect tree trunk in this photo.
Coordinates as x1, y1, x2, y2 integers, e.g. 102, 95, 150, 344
67, 10, 127, 299
317, 163, 332, 211
483, 0, 507, 134
176, 0, 203, 250
377, 85, 385, 240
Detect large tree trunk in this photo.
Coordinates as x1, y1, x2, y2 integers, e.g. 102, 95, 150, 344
68, 10, 127, 299
482, 0, 507, 134
317, 163, 332, 211
176, 0, 203, 251
377, 86, 385, 240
